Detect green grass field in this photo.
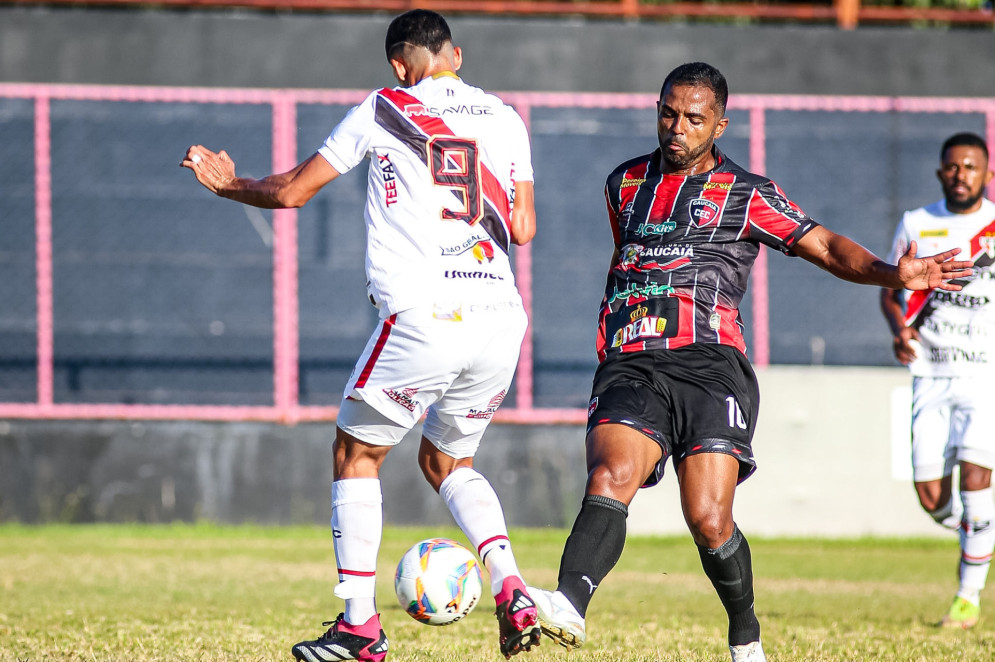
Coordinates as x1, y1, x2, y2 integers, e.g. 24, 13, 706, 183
1, 524, 993, 661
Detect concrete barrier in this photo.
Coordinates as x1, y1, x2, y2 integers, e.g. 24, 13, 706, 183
0, 366, 950, 539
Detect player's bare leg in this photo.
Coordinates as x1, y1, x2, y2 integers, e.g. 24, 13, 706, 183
679, 452, 765, 662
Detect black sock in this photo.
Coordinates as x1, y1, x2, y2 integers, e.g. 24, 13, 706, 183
697, 525, 761, 646
556, 494, 628, 617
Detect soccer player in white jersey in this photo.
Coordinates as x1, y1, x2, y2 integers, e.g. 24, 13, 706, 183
181, 10, 540, 661
881, 132, 995, 629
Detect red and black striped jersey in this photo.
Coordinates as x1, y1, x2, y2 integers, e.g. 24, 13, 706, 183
597, 146, 819, 361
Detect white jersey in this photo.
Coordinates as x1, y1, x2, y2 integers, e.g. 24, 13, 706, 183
888, 198, 995, 377
318, 73, 534, 314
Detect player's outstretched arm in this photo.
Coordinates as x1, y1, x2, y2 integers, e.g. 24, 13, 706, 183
509, 181, 536, 245
793, 226, 972, 292
180, 146, 340, 209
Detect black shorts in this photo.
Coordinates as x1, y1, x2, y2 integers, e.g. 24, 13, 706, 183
587, 344, 760, 487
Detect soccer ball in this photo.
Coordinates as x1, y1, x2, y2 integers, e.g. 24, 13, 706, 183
394, 537, 483, 626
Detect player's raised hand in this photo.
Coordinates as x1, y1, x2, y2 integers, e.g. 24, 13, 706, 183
897, 240, 973, 291
180, 145, 236, 195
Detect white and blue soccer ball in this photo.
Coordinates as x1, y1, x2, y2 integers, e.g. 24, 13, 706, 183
394, 537, 482, 626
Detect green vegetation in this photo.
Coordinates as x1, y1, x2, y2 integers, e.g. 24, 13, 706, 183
2, 524, 994, 661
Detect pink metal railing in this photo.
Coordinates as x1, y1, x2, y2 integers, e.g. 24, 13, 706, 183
1, 83, 993, 424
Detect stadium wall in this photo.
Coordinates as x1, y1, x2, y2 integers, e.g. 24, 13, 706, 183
3, 6, 995, 96
0, 367, 945, 539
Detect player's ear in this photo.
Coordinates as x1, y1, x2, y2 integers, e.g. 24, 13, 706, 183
388, 57, 407, 84
713, 115, 729, 139
452, 45, 463, 72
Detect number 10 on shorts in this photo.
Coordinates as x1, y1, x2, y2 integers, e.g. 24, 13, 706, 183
725, 396, 747, 430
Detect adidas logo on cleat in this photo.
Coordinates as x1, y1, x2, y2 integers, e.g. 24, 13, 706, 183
511, 594, 535, 614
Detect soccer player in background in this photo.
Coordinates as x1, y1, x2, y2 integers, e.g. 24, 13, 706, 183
526, 62, 973, 662
880, 132, 995, 629
181, 10, 541, 661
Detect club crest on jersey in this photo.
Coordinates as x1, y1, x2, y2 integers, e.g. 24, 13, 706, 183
689, 198, 721, 227
980, 235, 995, 260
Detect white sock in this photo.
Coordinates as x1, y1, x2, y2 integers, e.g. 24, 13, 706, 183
958, 487, 995, 603
331, 478, 383, 624
439, 467, 522, 596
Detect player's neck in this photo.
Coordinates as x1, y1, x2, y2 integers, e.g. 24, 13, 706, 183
945, 198, 986, 215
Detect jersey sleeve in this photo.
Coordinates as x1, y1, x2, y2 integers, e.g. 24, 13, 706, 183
317, 90, 378, 174
603, 170, 623, 249
503, 107, 534, 183
747, 179, 820, 253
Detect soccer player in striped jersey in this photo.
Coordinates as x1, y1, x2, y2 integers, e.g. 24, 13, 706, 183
181, 10, 540, 661
527, 62, 973, 662
881, 132, 995, 630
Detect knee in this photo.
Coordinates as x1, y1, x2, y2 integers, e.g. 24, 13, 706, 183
960, 465, 993, 493
586, 462, 641, 504
686, 508, 734, 549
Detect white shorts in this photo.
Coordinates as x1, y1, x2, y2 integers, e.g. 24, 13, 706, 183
336, 299, 528, 459
910, 375, 995, 482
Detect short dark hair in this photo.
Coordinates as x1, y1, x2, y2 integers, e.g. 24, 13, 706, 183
385, 9, 453, 59
660, 62, 728, 116
941, 132, 989, 162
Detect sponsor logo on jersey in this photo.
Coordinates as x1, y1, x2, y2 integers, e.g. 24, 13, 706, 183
432, 304, 463, 321
928, 346, 989, 364
709, 312, 722, 330
441, 234, 491, 256
619, 201, 635, 225
629, 304, 649, 321
471, 240, 495, 263
640, 244, 694, 258
468, 301, 522, 312
636, 221, 677, 236
467, 389, 507, 419
440, 238, 495, 264
920, 229, 949, 238
606, 282, 675, 304
703, 181, 733, 191
922, 317, 990, 338
444, 270, 505, 280
621, 177, 646, 188
620, 244, 643, 267
377, 153, 399, 207
980, 235, 995, 259
689, 198, 721, 227
931, 290, 990, 309
384, 387, 418, 411
611, 315, 669, 347
403, 103, 493, 117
